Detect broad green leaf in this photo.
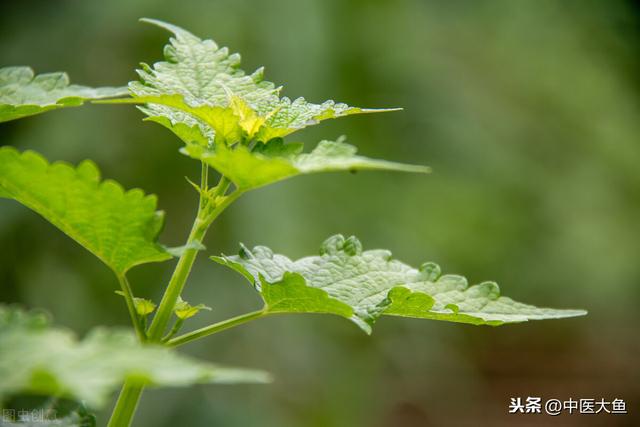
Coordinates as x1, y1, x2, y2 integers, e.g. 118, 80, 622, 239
173, 296, 211, 320
0, 67, 127, 123
114, 291, 156, 316
0, 306, 271, 408
129, 19, 399, 145
184, 138, 430, 191
213, 235, 587, 334
0, 147, 171, 274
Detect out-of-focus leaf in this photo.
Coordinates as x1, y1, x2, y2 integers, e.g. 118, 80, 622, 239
0, 306, 271, 408
0, 66, 126, 122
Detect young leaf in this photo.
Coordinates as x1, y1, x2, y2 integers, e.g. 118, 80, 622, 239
0, 306, 271, 408
0, 66, 127, 123
173, 296, 212, 320
129, 19, 399, 145
184, 138, 430, 191
114, 291, 157, 316
212, 235, 587, 334
0, 147, 171, 274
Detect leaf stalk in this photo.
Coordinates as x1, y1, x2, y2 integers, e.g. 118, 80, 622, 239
117, 274, 146, 342
167, 309, 267, 347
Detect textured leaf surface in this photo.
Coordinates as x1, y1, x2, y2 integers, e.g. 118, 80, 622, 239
185, 138, 429, 190
129, 19, 398, 145
213, 235, 587, 333
0, 147, 171, 274
0, 306, 271, 408
0, 66, 127, 122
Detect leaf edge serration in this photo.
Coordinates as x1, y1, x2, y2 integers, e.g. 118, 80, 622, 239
0, 146, 172, 274
212, 234, 587, 334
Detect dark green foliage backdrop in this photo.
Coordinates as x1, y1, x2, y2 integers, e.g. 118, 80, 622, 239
1, 0, 638, 425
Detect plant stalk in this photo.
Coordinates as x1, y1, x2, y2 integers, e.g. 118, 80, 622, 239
146, 186, 241, 342
162, 318, 185, 342
167, 309, 266, 347
117, 274, 145, 342
146, 216, 210, 341
109, 166, 240, 426
107, 380, 144, 427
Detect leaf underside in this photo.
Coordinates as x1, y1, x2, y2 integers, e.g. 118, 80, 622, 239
0, 306, 271, 408
0, 147, 171, 274
184, 138, 430, 191
213, 235, 587, 334
0, 66, 127, 123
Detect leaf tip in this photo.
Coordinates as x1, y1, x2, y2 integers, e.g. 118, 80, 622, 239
563, 309, 588, 318
139, 18, 192, 38
362, 107, 404, 114
349, 316, 373, 335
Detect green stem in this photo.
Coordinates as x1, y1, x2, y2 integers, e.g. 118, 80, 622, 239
167, 310, 266, 347
212, 176, 231, 199
107, 380, 144, 427
146, 216, 209, 341
162, 318, 185, 342
109, 167, 241, 426
117, 274, 145, 342
147, 188, 242, 342
203, 187, 242, 223
198, 162, 208, 210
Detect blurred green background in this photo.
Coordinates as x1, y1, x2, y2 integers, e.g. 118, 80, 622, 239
1, 0, 639, 426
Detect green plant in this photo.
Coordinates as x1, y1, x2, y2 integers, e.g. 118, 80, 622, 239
0, 19, 586, 426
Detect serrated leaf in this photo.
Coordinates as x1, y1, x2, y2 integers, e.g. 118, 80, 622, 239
129, 19, 399, 145
114, 291, 156, 316
173, 296, 211, 320
184, 138, 429, 191
0, 147, 171, 274
212, 235, 587, 334
0, 306, 271, 408
0, 66, 127, 123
